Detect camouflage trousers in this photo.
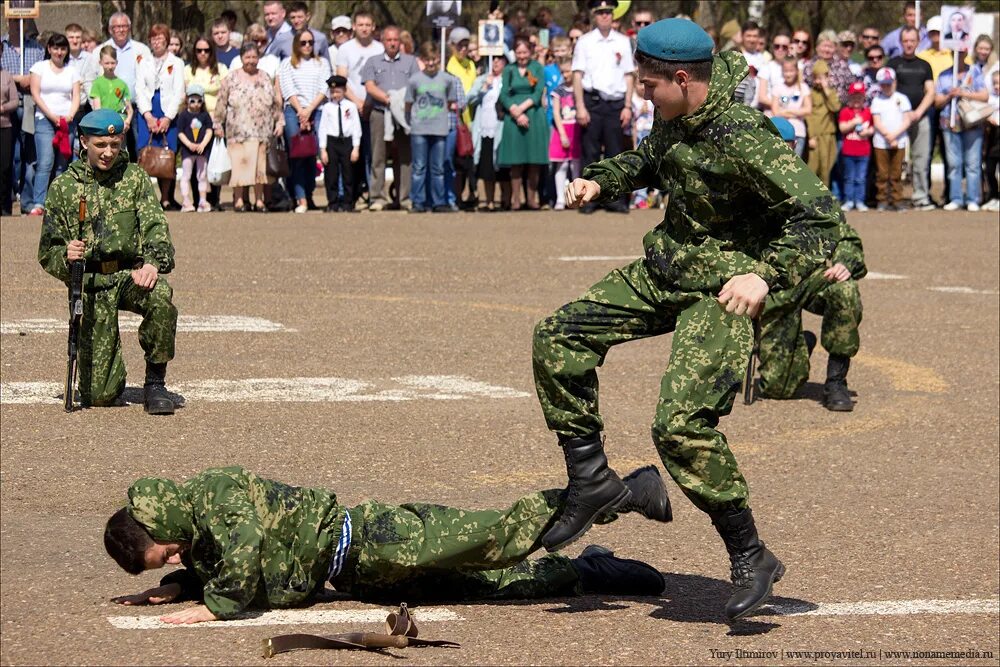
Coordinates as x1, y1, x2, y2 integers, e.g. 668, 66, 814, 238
330, 489, 582, 602
758, 271, 862, 399
79, 273, 177, 406
533, 259, 754, 513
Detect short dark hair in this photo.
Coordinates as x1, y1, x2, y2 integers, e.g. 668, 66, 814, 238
635, 50, 712, 82
741, 20, 760, 33
900, 26, 919, 40
104, 508, 153, 575
210, 18, 228, 31
288, 1, 309, 14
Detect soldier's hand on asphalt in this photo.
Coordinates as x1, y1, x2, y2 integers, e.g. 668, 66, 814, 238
111, 583, 181, 606
66, 240, 86, 262
564, 179, 600, 209
131, 264, 159, 290
824, 263, 851, 283
718, 273, 769, 317
160, 605, 218, 624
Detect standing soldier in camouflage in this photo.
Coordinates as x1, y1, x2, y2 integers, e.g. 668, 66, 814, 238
103, 465, 671, 623
38, 109, 178, 415
534, 19, 844, 620
756, 218, 866, 411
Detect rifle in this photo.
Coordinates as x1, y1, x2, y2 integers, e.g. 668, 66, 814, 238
64, 196, 86, 412
743, 317, 761, 406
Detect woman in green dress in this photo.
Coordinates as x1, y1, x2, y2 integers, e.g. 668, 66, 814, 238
498, 37, 547, 209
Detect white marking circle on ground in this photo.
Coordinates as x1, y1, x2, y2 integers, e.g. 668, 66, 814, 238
107, 606, 463, 630
927, 286, 999, 295
865, 271, 909, 280
1, 315, 290, 335
0, 376, 531, 405
553, 255, 639, 262
766, 598, 999, 617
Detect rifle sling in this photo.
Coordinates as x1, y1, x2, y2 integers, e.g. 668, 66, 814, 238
262, 604, 459, 657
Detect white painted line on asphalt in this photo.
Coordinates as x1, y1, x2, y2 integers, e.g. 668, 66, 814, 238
1, 315, 291, 335
0, 376, 531, 405
278, 256, 429, 263
107, 607, 463, 630
767, 598, 1000, 617
552, 255, 638, 262
927, 286, 999, 295
865, 271, 909, 280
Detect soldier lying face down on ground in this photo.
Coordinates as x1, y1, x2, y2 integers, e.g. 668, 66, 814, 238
104, 465, 672, 624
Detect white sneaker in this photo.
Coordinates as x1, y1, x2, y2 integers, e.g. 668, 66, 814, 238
841, 201, 855, 211
294, 204, 308, 214
942, 202, 961, 211
966, 202, 980, 212
854, 202, 869, 211
368, 200, 385, 212
984, 199, 1000, 211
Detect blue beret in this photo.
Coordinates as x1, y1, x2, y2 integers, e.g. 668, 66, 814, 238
78, 109, 125, 137
769, 117, 796, 142
636, 18, 714, 62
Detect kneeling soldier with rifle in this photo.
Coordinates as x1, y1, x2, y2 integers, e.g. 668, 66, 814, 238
104, 465, 672, 624
38, 109, 178, 415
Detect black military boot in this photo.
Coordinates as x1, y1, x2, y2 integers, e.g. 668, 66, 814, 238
619, 466, 673, 523
144, 362, 175, 415
542, 434, 631, 552
710, 507, 785, 621
572, 545, 665, 596
824, 354, 854, 412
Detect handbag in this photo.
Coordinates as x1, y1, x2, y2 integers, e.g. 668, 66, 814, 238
267, 136, 290, 178
288, 129, 318, 159
957, 98, 992, 130
138, 134, 176, 180
455, 123, 474, 158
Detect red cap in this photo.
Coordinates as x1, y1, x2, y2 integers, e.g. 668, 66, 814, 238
848, 81, 866, 96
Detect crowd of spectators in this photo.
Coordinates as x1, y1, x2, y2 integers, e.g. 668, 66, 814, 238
2, 0, 998, 218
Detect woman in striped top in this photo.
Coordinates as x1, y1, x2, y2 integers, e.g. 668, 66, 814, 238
277, 29, 331, 213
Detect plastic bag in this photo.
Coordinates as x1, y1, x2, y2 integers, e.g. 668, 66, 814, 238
207, 137, 231, 185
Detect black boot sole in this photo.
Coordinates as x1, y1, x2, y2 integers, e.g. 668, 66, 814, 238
728, 561, 786, 621
824, 401, 854, 412
543, 487, 631, 553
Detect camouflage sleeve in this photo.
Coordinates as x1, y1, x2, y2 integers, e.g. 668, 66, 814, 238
831, 220, 867, 280
192, 475, 264, 620
134, 169, 175, 273
37, 184, 77, 283
581, 124, 659, 200
738, 127, 841, 290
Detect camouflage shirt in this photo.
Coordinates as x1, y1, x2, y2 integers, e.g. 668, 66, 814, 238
584, 51, 843, 293
38, 153, 175, 288
126, 467, 347, 619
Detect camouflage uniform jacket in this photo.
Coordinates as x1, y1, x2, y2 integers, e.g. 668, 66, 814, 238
38, 153, 175, 289
584, 51, 843, 293
831, 218, 866, 280
126, 467, 347, 619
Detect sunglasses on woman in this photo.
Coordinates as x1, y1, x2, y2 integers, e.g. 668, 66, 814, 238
195, 48, 211, 53
867, 54, 884, 61
300, 39, 314, 45
792, 38, 809, 45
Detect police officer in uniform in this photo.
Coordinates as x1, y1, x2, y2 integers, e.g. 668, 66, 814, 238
571, 0, 635, 213
38, 109, 178, 415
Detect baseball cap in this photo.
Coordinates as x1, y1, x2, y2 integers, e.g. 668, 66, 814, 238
837, 30, 856, 44
926, 16, 943, 33
876, 67, 895, 84
449, 27, 471, 44
186, 83, 205, 97
330, 15, 351, 31
848, 81, 866, 96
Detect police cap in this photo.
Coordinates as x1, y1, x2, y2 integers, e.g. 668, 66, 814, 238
636, 18, 715, 62
78, 108, 125, 137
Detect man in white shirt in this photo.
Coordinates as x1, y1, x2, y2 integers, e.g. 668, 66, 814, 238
79, 12, 152, 161
571, 0, 635, 213
336, 10, 384, 207
64, 23, 89, 76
